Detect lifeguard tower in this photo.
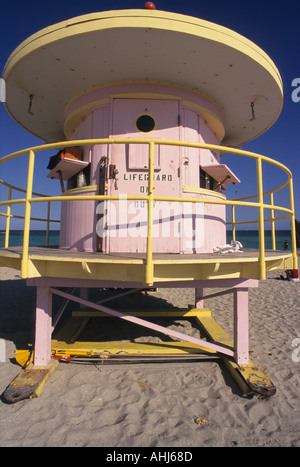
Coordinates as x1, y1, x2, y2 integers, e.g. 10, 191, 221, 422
1, 3, 298, 402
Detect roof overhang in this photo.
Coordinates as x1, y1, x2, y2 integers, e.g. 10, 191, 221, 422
2, 9, 283, 145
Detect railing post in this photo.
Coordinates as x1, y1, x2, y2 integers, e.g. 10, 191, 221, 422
145, 141, 155, 286
21, 150, 35, 278
46, 201, 51, 246
288, 175, 298, 270
232, 205, 236, 242
4, 187, 12, 248
270, 192, 276, 250
256, 157, 266, 279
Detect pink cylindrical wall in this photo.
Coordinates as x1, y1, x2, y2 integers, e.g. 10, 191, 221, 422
59, 82, 227, 254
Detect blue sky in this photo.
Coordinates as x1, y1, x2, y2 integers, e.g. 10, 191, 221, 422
0, 0, 299, 230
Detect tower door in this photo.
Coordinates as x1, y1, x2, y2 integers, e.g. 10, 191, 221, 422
107, 98, 181, 253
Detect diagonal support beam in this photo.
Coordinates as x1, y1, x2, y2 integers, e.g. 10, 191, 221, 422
50, 287, 234, 358
96, 288, 144, 305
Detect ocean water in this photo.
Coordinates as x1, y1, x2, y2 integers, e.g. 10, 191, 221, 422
226, 230, 293, 251
0, 230, 60, 248
0, 229, 294, 251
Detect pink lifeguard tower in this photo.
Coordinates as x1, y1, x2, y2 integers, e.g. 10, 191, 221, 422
1, 4, 298, 401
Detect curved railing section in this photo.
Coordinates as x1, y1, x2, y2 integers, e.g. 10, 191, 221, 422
0, 179, 60, 248
0, 139, 298, 284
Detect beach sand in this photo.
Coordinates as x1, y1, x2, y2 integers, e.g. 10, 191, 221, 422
0, 266, 299, 447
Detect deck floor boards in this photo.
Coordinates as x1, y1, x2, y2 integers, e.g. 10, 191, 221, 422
0, 246, 291, 262
0, 246, 292, 282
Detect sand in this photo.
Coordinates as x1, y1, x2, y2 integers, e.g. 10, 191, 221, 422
0, 266, 299, 447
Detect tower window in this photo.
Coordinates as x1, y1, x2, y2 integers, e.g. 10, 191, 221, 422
200, 167, 218, 190
135, 114, 156, 133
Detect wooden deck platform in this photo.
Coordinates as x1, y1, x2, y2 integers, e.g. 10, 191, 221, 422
0, 246, 293, 283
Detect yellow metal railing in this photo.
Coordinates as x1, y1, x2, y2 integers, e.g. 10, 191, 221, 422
0, 139, 298, 284
230, 189, 294, 250
0, 178, 60, 248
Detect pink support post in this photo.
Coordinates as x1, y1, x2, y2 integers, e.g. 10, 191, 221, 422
195, 285, 204, 308
233, 288, 249, 364
34, 286, 52, 366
